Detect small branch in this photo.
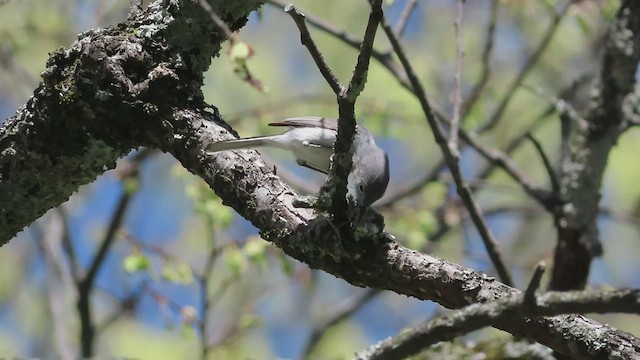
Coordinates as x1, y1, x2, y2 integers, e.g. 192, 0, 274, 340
346, 0, 383, 98
199, 226, 225, 359
57, 206, 79, 283
95, 281, 147, 332
76, 149, 151, 358
458, 130, 554, 209
461, 0, 498, 116
267, 0, 362, 50
448, 0, 465, 154
378, 6, 513, 286
526, 132, 560, 196
356, 287, 640, 360
393, 0, 418, 38
284, 4, 343, 95
268, 0, 430, 110
36, 218, 76, 360
524, 262, 546, 309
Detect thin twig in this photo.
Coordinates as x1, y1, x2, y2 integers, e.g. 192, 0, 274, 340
448, 0, 465, 154
524, 262, 546, 308
57, 206, 79, 283
36, 218, 76, 360
347, 1, 383, 98
268, 0, 362, 50
393, 0, 418, 38
268, 0, 432, 111
200, 225, 226, 359
458, 130, 554, 209
377, 6, 513, 286
526, 132, 560, 195
284, 5, 343, 95
461, 0, 498, 116
77, 149, 152, 358
95, 281, 147, 332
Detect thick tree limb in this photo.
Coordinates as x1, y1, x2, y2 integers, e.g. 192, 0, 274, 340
357, 288, 640, 360
0, 0, 258, 241
550, 0, 640, 290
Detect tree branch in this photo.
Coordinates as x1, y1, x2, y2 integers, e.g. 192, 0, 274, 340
550, 0, 640, 291
357, 288, 640, 360
377, 3, 514, 286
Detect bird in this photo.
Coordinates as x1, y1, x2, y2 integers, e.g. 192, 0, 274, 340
206, 116, 389, 208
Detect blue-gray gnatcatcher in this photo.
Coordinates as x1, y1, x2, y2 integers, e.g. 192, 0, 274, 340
207, 116, 389, 208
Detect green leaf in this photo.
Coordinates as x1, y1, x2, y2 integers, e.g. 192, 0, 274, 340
418, 210, 437, 236
574, 14, 591, 34
213, 204, 234, 229
239, 314, 261, 329
422, 181, 448, 208
407, 229, 427, 250
180, 323, 196, 339
161, 261, 194, 285
225, 245, 247, 276
243, 237, 267, 266
123, 253, 150, 273
278, 252, 294, 275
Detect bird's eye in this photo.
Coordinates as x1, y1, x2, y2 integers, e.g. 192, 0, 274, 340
358, 184, 364, 192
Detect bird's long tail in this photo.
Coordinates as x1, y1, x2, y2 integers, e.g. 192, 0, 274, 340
206, 136, 280, 153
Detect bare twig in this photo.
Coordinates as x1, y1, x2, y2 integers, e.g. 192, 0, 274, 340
377, 6, 513, 286
526, 132, 560, 195
199, 227, 225, 359
57, 206, 79, 283
77, 149, 152, 357
268, 0, 362, 50
267, 0, 425, 109
35, 219, 76, 360
461, 0, 498, 116
393, 0, 418, 38
524, 262, 546, 308
346, 1, 382, 99
458, 130, 554, 209
95, 281, 147, 332
448, 0, 464, 154
284, 5, 343, 95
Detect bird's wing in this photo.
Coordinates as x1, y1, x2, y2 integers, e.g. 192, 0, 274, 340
269, 116, 339, 131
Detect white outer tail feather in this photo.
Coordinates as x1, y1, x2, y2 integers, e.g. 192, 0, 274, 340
206, 136, 280, 153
